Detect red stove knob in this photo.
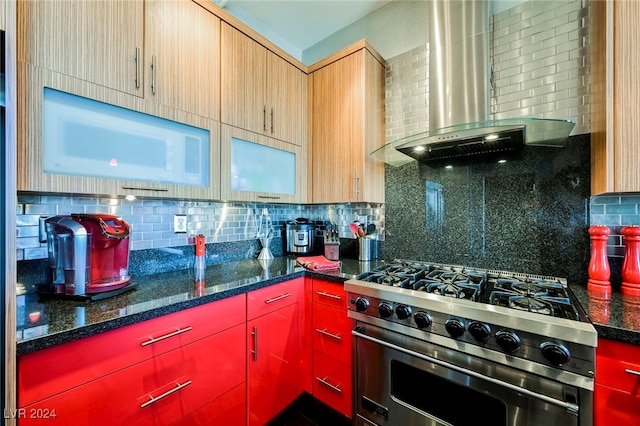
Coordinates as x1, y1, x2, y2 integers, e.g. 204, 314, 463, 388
540, 342, 571, 366
496, 330, 521, 353
354, 297, 370, 312
395, 304, 412, 320
468, 321, 491, 341
414, 312, 432, 329
445, 318, 466, 338
378, 303, 393, 319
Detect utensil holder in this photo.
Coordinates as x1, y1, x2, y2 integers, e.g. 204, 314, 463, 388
358, 237, 375, 261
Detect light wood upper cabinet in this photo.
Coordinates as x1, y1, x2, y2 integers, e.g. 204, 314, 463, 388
18, 0, 220, 120
17, 0, 144, 96
309, 41, 385, 204
145, 0, 220, 119
591, 0, 640, 194
221, 22, 306, 146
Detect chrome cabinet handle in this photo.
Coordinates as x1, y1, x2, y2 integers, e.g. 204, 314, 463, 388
257, 195, 281, 200
316, 377, 342, 393
263, 105, 267, 131
135, 47, 141, 89
140, 380, 192, 408
316, 291, 341, 300
355, 172, 360, 200
270, 108, 274, 133
122, 186, 169, 193
265, 293, 292, 304
315, 328, 341, 341
141, 326, 193, 347
251, 326, 258, 361
625, 368, 640, 377
151, 55, 157, 94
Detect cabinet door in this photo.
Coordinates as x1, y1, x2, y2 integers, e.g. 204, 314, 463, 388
267, 52, 307, 146
594, 383, 640, 426
220, 124, 306, 203
312, 351, 352, 419
145, 0, 220, 120
221, 22, 267, 134
310, 47, 385, 204
17, 63, 221, 200
247, 303, 300, 426
18, 294, 246, 407
596, 338, 640, 394
312, 302, 352, 366
21, 324, 246, 426
18, 0, 144, 97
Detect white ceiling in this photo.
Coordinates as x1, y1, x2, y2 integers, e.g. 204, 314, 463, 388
215, 0, 393, 52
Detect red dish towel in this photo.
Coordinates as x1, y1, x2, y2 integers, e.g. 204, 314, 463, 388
296, 255, 341, 271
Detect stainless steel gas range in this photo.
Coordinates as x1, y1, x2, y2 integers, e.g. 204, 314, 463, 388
345, 260, 597, 426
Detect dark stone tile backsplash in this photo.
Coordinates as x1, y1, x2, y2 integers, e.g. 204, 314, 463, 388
380, 134, 591, 284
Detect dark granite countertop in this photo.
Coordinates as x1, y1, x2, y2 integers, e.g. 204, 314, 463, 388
571, 284, 640, 346
16, 256, 386, 356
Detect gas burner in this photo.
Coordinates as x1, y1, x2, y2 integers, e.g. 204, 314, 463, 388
494, 278, 568, 298
489, 290, 578, 320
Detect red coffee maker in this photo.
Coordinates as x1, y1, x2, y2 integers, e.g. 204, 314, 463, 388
45, 214, 131, 296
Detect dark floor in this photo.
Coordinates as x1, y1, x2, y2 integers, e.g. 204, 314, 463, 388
266, 393, 352, 426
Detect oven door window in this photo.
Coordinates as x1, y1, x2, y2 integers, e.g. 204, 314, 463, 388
391, 360, 507, 426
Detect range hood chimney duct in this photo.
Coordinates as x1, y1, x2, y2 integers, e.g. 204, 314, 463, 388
372, 0, 575, 166
429, 0, 489, 131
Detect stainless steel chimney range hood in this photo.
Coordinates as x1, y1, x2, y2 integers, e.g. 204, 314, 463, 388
374, 0, 576, 167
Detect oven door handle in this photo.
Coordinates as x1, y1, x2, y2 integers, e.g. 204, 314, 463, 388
352, 329, 580, 415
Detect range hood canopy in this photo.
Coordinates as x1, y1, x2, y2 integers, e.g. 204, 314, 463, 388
372, 117, 576, 167
373, 0, 576, 167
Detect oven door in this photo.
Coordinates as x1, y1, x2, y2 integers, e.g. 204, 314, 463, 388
353, 323, 589, 426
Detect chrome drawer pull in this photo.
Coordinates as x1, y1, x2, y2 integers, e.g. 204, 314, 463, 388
140, 380, 192, 408
141, 326, 193, 347
265, 293, 292, 304
251, 326, 258, 361
315, 328, 341, 340
625, 368, 640, 377
316, 377, 342, 393
122, 186, 169, 193
316, 291, 341, 300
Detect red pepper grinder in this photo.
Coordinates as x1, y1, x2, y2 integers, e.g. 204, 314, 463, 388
587, 225, 611, 294
621, 226, 640, 296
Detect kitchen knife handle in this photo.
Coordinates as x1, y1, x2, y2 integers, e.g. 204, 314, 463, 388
140, 380, 192, 408
135, 47, 141, 89
151, 55, 157, 94
251, 326, 258, 361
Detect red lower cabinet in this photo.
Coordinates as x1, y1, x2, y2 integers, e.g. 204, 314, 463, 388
247, 283, 301, 426
595, 338, 640, 425
310, 279, 352, 419
19, 324, 246, 425
312, 352, 352, 418
171, 382, 246, 426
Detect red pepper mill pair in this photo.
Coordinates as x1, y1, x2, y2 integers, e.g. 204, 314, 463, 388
588, 225, 640, 295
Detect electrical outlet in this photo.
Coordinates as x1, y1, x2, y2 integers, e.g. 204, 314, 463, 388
174, 214, 187, 233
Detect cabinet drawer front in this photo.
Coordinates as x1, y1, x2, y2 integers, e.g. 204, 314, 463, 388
594, 383, 640, 426
170, 382, 246, 426
18, 294, 246, 406
20, 324, 246, 425
312, 351, 352, 419
312, 302, 353, 365
312, 279, 347, 310
596, 339, 640, 393
247, 278, 302, 320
